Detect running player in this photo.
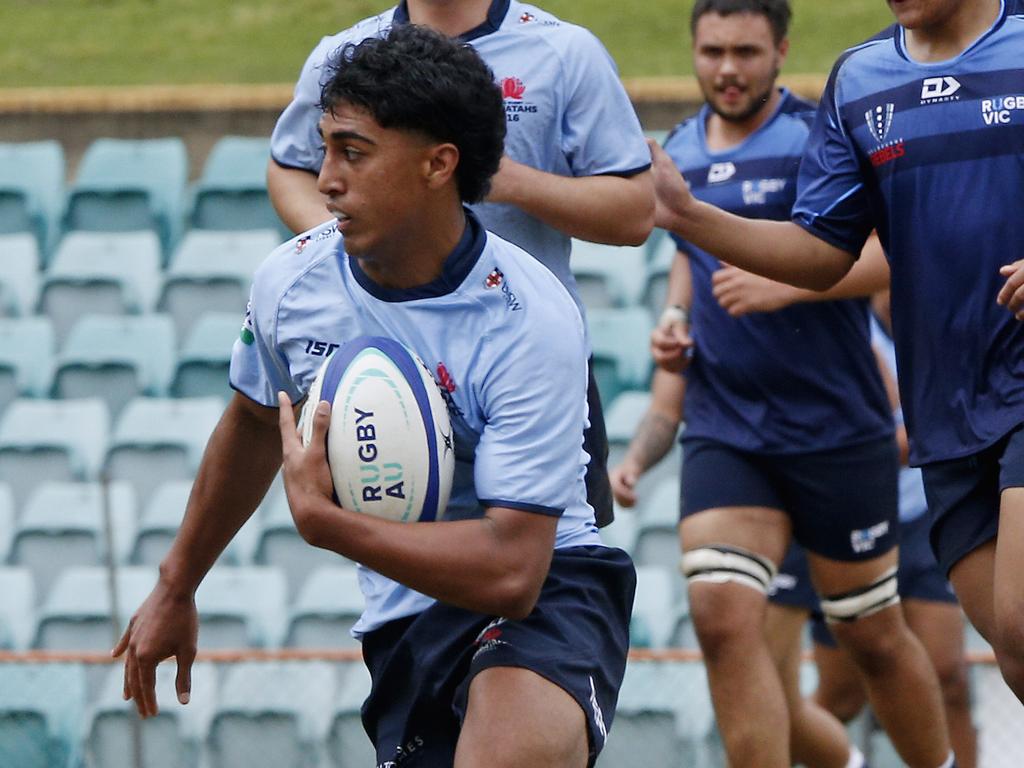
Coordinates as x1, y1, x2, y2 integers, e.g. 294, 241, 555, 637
268, 0, 656, 527
623, 2, 953, 765
649, 0, 1024, 709
115, 27, 635, 768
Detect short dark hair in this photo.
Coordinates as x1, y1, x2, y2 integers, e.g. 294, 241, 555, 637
319, 24, 506, 204
690, 0, 792, 44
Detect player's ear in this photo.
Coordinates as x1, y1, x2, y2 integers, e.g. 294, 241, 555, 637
776, 36, 790, 65
423, 143, 460, 190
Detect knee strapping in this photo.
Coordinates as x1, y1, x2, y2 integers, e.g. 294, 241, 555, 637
680, 545, 777, 594
820, 566, 900, 623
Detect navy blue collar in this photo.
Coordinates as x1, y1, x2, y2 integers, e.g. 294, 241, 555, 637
393, 0, 510, 41
348, 208, 487, 302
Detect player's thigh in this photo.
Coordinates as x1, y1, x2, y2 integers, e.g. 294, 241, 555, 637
456, 666, 588, 768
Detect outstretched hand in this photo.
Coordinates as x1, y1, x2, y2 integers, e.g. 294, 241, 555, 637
278, 392, 335, 539
647, 139, 694, 232
997, 260, 1024, 319
712, 266, 801, 317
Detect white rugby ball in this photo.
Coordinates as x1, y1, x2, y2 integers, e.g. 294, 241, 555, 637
301, 336, 454, 523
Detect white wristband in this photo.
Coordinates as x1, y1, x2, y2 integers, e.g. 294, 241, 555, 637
659, 304, 689, 327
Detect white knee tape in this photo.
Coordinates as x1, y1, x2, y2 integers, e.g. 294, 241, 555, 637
820, 566, 900, 623
680, 546, 778, 594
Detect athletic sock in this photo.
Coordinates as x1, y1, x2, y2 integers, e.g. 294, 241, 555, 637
845, 746, 866, 768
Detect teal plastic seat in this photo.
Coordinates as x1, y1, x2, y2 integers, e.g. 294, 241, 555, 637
87, 662, 218, 768
0, 317, 54, 417
191, 136, 286, 234
40, 231, 162, 344
630, 565, 679, 650
161, 229, 280, 341
571, 239, 647, 310
105, 396, 222, 502
0, 398, 109, 508
209, 661, 337, 768
285, 566, 364, 649
327, 664, 377, 768
171, 312, 244, 401
64, 138, 187, 258
641, 233, 679, 321
0, 663, 86, 768
0, 565, 34, 650
12, 481, 136, 605
0, 141, 64, 255
587, 307, 654, 403
0, 234, 42, 317
194, 566, 288, 649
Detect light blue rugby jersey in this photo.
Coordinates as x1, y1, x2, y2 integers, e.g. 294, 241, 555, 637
230, 210, 601, 635
793, 0, 1024, 465
663, 90, 893, 454
270, 0, 651, 316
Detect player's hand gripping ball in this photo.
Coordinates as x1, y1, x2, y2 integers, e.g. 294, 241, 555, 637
300, 337, 455, 523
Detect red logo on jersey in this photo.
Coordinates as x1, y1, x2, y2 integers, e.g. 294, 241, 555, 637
295, 235, 312, 253
519, 12, 536, 22
436, 362, 457, 393
480, 627, 503, 643
870, 141, 906, 167
485, 268, 504, 289
502, 77, 526, 100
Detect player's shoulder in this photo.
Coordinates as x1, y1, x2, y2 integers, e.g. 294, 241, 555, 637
662, 113, 704, 165
828, 25, 900, 89
312, 7, 395, 60
250, 220, 341, 314
776, 90, 818, 131
499, 1, 606, 53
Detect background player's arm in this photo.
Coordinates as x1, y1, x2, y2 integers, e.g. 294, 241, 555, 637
609, 368, 685, 507
712, 233, 889, 317
267, 161, 330, 235
279, 396, 556, 620
486, 156, 654, 245
113, 392, 286, 718
650, 140, 855, 290
652, 250, 695, 372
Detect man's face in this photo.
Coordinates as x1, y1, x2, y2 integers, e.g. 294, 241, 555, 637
693, 12, 787, 124
317, 103, 436, 257
886, 0, 963, 30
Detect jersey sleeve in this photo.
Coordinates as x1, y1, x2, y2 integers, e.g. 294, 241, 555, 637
557, 28, 651, 178
791, 61, 875, 256
270, 37, 333, 173
473, 300, 588, 516
229, 260, 302, 406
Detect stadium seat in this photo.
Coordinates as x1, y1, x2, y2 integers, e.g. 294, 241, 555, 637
195, 566, 288, 649
587, 307, 654, 403
631, 565, 678, 649
571, 239, 647, 310
171, 312, 242, 401
34, 566, 156, 651
11, 481, 136, 605
0, 483, 13, 558
600, 661, 717, 768
39, 231, 162, 344
0, 316, 54, 418
0, 398, 109, 509
86, 662, 218, 768
105, 396, 222, 502
0, 663, 86, 768
160, 229, 280, 342
634, 479, 684, 573
285, 565, 364, 649
0, 233, 42, 317
599, 504, 638, 554
64, 138, 188, 258
640, 233, 679, 321
0, 566, 35, 651
327, 663, 377, 768
54, 314, 176, 420
0, 141, 64, 254
191, 136, 286, 235
255, 481, 351, 599
209, 661, 336, 768
132, 479, 256, 567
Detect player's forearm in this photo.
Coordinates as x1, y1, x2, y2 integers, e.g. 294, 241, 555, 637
294, 503, 555, 619
781, 236, 890, 304
488, 160, 655, 245
159, 395, 283, 596
266, 160, 334, 235
663, 197, 853, 291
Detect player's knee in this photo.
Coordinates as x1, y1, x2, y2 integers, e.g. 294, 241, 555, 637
992, 619, 1024, 693
822, 568, 907, 675
934, 657, 971, 710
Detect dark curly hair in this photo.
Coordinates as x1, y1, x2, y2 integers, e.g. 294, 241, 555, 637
691, 0, 791, 44
319, 24, 506, 204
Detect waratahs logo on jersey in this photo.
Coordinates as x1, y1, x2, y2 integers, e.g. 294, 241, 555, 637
501, 77, 537, 122
295, 235, 312, 254
485, 268, 504, 289
519, 11, 536, 23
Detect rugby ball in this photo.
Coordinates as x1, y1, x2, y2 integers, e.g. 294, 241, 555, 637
301, 336, 454, 523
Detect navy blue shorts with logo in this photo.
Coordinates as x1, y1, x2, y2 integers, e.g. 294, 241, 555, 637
921, 423, 1024, 576
359, 545, 636, 768
770, 514, 957, 647
680, 437, 899, 561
